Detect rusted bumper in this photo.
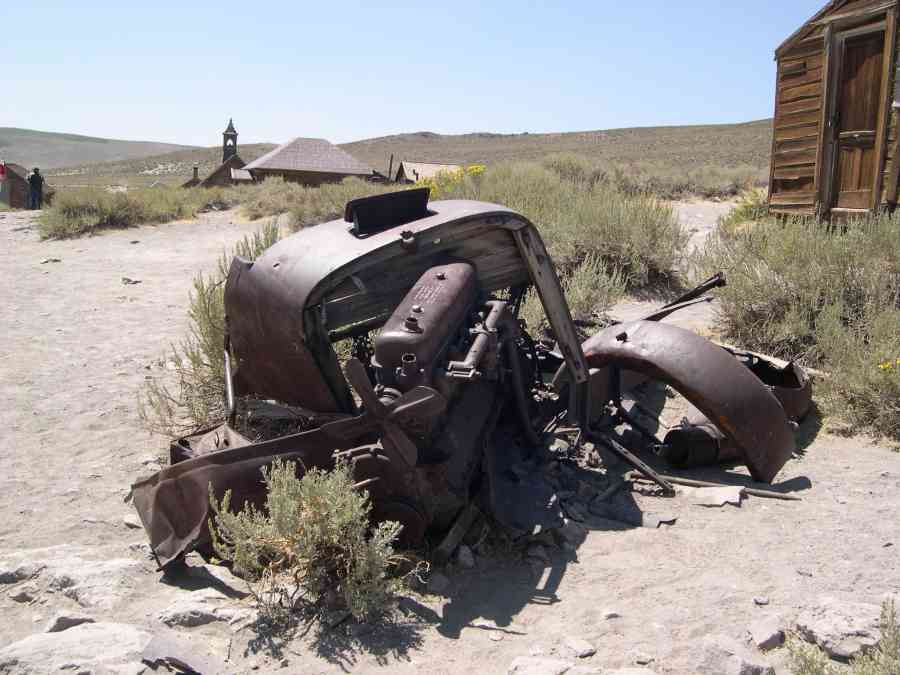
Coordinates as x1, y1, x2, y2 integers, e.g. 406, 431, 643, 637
582, 321, 796, 483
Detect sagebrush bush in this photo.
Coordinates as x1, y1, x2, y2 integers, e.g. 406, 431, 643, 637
718, 187, 770, 233
38, 186, 235, 239
435, 161, 688, 288
223, 176, 401, 227
209, 458, 402, 623
541, 153, 765, 200
695, 212, 900, 440
139, 222, 280, 435
788, 599, 900, 675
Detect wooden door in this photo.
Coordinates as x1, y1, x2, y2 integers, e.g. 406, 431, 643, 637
832, 31, 886, 210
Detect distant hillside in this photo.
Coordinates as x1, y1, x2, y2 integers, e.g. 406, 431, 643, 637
48, 144, 278, 188
341, 120, 773, 176
38, 119, 773, 191
0, 128, 194, 170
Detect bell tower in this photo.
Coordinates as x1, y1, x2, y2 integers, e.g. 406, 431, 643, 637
223, 118, 238, 163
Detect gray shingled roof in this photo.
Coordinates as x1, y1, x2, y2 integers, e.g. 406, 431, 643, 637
245, 137, 372, 175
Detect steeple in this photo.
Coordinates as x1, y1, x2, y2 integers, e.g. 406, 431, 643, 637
223, 118, 238, 163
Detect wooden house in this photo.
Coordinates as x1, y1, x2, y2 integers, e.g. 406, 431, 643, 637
0, 163, 30, 209
244, 137, 373, 185
770, 0, 900, 216
394, 161, 462, 184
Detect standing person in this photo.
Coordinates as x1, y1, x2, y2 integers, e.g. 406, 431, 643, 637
28, 168, 44, 210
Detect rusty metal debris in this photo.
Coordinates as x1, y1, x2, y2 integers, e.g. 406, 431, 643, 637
132, 191, 813, 568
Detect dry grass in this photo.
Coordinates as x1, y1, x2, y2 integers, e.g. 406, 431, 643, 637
224, 176, 399, 227
434, 160, 688, 289
37, 186, 240, 239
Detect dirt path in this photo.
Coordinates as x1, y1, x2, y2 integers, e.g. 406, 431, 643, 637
1, 205, 898, 674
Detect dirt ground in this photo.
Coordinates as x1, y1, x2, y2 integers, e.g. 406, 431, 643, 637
1, 202, 898, 674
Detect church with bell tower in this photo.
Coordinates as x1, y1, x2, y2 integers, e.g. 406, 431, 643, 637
182, 118, 251, 188
223, 118, 238, 163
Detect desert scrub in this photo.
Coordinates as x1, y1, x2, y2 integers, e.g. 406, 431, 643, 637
435, 161, 688, 288
38, 186, 232, 239
695, 213, 900, 440
718, 187, 771, 233
209, 458, 402, 623
541, 153, 765, 200
224, 176, 401, 227
521, 253, 626, 331
788, 599, 900, 675
139, 222, 280, 436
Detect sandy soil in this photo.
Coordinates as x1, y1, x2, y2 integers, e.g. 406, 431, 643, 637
1, 204, 898, 674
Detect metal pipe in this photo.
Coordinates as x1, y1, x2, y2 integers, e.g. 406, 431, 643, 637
627, 472, 802, 501
447, 300, 506, 375
658, 272, 726, 310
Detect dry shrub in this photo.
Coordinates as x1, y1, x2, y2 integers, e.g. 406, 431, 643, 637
224, 176, 401, 227
434, 161, 687, 289
718, 187, 770, 233
695, 212, 900, 441
541, 153, 765, 200
209, 458, 402, 624
38, 186, 234, 239
139, 222, 280, 436
788, 599, 900, 675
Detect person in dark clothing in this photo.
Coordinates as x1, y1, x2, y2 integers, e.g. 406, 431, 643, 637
28, 168, 44, 210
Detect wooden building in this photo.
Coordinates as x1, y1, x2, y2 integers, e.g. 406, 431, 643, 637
394, 161, 461, 184
0, 163, 30, 209
770, 0, 900, 217
182, 119, 248, 188
244, 137, 373, 185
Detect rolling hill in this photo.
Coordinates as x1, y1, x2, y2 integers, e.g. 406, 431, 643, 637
48, 143, 278, 188
9, 119, 773, 190
0, 128, 194, 170
343, 120, 773, 177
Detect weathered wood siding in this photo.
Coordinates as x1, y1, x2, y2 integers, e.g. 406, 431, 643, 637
770, 40, 827, 215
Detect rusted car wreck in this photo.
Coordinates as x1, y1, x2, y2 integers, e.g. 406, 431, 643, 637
133, 189, 810, 568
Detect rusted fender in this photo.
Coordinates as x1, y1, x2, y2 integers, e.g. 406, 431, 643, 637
132, 416, 380, 569
582, 321, 796, 483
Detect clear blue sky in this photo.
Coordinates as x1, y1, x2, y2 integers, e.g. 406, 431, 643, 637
4, 1, 824, 146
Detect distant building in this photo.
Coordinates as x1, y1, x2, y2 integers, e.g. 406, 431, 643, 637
394, 161, 461, 184
244, 137, 373, 185
182, 119, 248, 188
769, 0, 900, 216
0, 163, 30, 209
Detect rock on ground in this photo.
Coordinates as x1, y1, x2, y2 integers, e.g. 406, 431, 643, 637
44, 611, 96, 633
563, 636, 596, 658
158, 588, 252, 628
507, 656, 576, 675
0, 545, 141, 609
795, 596, 882, 660
0, 622, 150, 673
747, 617, 784, 651
695, 634, 774, 675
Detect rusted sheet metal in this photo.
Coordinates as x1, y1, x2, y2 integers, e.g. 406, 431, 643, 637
721, 346, 813, 422
582, 321, 796, 483
132, 415, 381, 568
